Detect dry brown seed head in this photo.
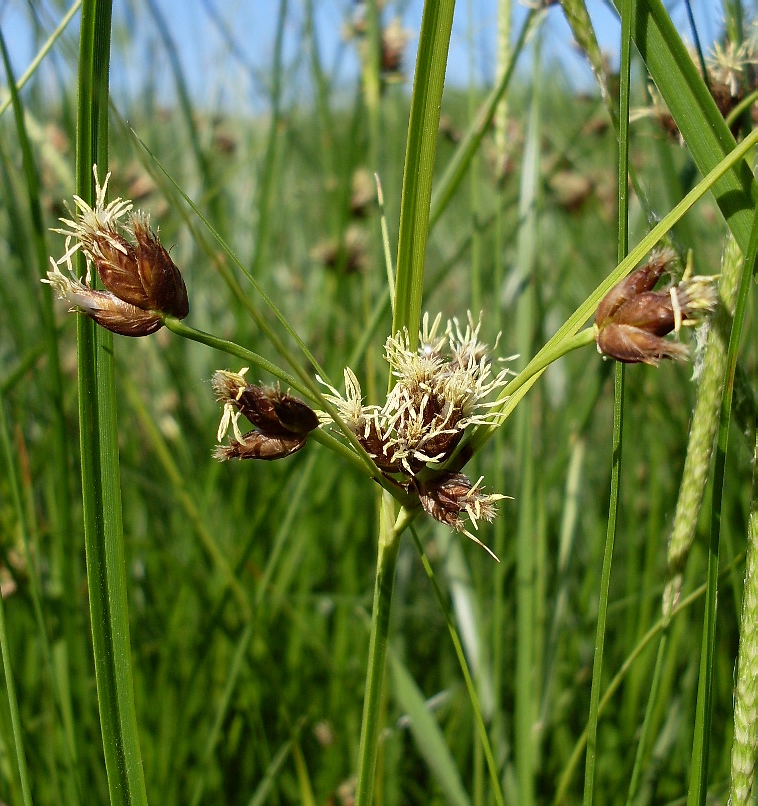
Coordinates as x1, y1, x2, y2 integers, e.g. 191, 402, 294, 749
605, 291, 678, 336
44, 255, 163, 337
266, 389, 320, 435
594, 249, 717, 364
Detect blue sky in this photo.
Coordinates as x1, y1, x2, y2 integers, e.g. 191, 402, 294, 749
0, 0, 728, 114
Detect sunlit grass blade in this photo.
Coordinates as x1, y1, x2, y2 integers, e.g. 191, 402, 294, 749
75, 2, 148, 804
391, 0, 455, 344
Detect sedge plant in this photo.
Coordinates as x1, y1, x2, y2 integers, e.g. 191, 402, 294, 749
2, 0, 757, 802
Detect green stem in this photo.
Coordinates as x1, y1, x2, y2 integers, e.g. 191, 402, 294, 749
162, 316, 310, 398
584, 0, 632, 797
583, 363, 624, 805
76, 2, 148, 804
355, 500, 417, 806
624, 631, 668, 805
725, 88, 758, 128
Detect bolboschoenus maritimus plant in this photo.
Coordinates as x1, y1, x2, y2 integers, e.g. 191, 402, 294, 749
44, 159, 729, 805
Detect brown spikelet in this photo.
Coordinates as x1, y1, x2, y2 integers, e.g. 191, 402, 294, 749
213, 431, 307, 461
46, 166, 190, 337
594, 249, 717, 365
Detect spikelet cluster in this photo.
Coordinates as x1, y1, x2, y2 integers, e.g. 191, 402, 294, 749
594, 248, 718, 365
648, 34, 757, 139
212, 368, 319, 461
44, 166, 188, 336
318, 312, 511, 555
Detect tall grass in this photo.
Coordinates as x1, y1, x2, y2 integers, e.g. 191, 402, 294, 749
0, 0, 756, 804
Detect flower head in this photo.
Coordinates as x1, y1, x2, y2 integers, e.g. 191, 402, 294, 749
418, 472, 507, 561
45, 166, 188, 335
44, 248, 164, 337
645, 37, 757, 139
707, 39, 756, 98
212, 369, 318, 461
317, 312, 512, 557
594, 249, 718, 365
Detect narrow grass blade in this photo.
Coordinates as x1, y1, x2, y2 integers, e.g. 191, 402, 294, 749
428, 9, 537, 228
355, 500, 416, 806
0, 400, 35, 806
582, 364, 624, 806
514, 46, 542, 806
190, 623, 254, 806
75, 2, 148, 804
0, 0, 82, 120
123, 377, 252, 621
584, 0, 633, 798
0, 31, 83, 797
245, 723, 302, 806
552, 552, 746, 805
391, 0, 455, 344
410, 527, 504, 806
